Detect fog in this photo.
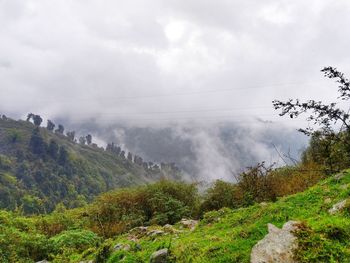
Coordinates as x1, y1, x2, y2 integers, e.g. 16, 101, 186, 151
1, 0, 349, 180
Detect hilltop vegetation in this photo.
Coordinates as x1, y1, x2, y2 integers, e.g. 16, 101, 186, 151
0, 115, 181, 214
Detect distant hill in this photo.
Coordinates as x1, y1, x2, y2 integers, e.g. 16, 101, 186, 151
66, 119, 308, 181
0, 115, 182, 214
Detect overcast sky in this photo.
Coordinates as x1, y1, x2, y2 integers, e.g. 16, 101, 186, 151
1, 0, 350, 126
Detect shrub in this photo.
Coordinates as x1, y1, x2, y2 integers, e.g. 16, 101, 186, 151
200, 180, 242, 213
50, 229, 100, 253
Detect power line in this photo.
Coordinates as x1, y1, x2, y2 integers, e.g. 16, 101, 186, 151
58, 81, 325, 102
85, 105, 274, 116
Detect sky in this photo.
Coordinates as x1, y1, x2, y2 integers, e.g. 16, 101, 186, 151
1, 0, 350, 126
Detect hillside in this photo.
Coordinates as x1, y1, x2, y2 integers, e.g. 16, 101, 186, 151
91, 171, 350, 262
0, 116, 182, 213
1, 170, 350, 262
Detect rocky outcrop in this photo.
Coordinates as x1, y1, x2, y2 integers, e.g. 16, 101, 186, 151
250, 221, 301, 263
328, 199, 348, 215
150, 248, 168, 263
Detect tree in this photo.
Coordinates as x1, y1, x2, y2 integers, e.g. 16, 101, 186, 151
79, 136, 86, 145
26, 113, 34, 122
32, 115, 43, 126
29, 128, 46, 156
86, 134, 92, 145
66, 131, 76, 142
273, 67, 350, 136
47, 120, 55, 131
55, 124, 65, 134
26, 113, 43, 126
127, 152, 133, 162
58, 146, 69, 166
273, 67, 350, 172
48, 140, 59, 160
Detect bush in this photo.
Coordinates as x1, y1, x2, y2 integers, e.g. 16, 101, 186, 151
50, 229, 100, 253
200, 180, 242, 213
87, 180, 199, 237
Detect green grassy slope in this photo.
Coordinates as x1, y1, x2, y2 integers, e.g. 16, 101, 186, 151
1, 170, 350, 262
0, 117, 180, 213
102, 171, 350, 263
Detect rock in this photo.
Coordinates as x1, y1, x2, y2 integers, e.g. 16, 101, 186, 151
147, 230, 165, 237
128, 226, 149, 240
113, 243, 131, 251
328, 199, 348, 215
163, 224, 180, 234
123, 244, 131, 251
180, 219, 198, 230
113, 243, 124, 251
129, 226, 148, 235
334, 172, 346, 181
250, 221, 301, 263
150, 248, 168, 263
36, 261, 50, 263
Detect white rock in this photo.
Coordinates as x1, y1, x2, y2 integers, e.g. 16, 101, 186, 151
328, 199, 348, 215
180, 219, 198, 230
250, 221, 301, 263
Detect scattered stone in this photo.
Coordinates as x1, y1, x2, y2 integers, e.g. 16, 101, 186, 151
123, 244, 131, 251
113, 243, 131, 251
147, 230, 165, 237
250, 221, 301, 263
180, 219, 198, 231
129, 226, 148, 235
128, 226, 149, 240
334, 172, 346, 181
113, 243, 124, 251
163, 224, 180, 234
150, 248, 168, 263
328, 199, 348, 215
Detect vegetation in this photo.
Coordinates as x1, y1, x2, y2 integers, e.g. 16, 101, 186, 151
2, 66, 350, 261
0, 168, 349, 262
0, 116, 182, 214
273, 66, 350, 173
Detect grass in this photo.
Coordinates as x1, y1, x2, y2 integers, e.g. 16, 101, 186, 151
91, 171, 350, 263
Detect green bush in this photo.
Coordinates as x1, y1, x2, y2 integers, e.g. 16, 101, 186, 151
50, 229, 100, 253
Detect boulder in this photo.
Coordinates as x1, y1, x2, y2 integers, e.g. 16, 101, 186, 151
180, 219, 198, 230
150, 248, 168, 263
328, 199, 348, 215
250, 221, 301, 263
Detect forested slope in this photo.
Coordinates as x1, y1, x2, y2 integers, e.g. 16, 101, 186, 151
0, 116, 181, 213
